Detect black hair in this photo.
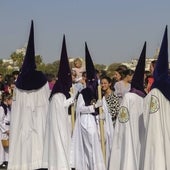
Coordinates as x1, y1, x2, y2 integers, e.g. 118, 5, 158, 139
121, 69, 134, 79
101, 75, 115, 90
1, 91, 12, 102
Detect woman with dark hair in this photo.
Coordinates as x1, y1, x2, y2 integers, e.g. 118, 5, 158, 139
101, 76, 120, 169
112, 65, 128, 83
114, 69, 134, 104
101, 76, 120, 126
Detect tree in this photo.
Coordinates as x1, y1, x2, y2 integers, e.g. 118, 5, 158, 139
94, 64, 107, 72
35, 55, 43, 65
107, 63, 121, 78
10, 52, 24, 68
38, 60, 60, 76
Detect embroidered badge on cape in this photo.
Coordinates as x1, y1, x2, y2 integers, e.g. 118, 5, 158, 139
149, 95, 159, 114
118, 106, 129, 123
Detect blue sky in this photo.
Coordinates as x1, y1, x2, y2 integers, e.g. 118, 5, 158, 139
0, 1, 170, 65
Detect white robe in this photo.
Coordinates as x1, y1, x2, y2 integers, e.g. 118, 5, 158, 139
0, 105, 10, 164
109, 92, 145, 170
102, 97, 114, 170
42, 93, 72, 170
70, 94, 106, 170
141, 88, 170, 170
8, 83, 50, 170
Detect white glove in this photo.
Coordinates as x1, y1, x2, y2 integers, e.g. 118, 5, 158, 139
94, 99, 103, 108
64, 97, 74, 107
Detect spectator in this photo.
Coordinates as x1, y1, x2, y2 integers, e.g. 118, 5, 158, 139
101, 76, 120, 126
12, 71, 19, 83
101, 75, 120, 169
0, 92, 12, 169
46, 73, 56, 90
114, 69, 134, 103
145, 60, 157, 93
72, 57, 85, 82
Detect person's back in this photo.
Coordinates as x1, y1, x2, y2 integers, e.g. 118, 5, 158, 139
141, 26, 170, 170
109, 92, 145, 170
110, 42, 147, 170
8, 21, 50, 170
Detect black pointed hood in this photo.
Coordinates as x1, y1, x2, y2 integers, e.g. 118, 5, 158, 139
50, 35, 72, 99
151, 26, 170, 101
85, 42, 96, 81
85, 42, 98, 94
130, 42, 147, 97
16, 20, 47, 90
81, 42, 98, 106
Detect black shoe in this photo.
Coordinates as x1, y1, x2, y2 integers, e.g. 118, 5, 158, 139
3, 161, 8, 166
0, 162, 7, 169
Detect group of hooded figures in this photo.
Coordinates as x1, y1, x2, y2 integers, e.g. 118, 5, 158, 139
6, 20, 170, 170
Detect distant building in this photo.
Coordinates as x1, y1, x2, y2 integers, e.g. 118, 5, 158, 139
121, 58, 158, 71
16, 45, 26, 56
2, 59, 13, 65
121, 48, 162, 71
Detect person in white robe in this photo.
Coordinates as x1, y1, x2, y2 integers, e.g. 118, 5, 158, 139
70, 43, 105, 170
8, 21, 50, 170
42, 35, 75, 170
109, 42, 147, 170
141, 26, 170, 170
0, 92, 12, 169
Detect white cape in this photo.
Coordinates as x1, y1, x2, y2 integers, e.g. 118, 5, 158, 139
42, 93, 72, 170
141, 88, 170, 170
102, 97, 114, 170
70, 94, 105, 170
8, 83, 50, 170
109, 92, 145, 170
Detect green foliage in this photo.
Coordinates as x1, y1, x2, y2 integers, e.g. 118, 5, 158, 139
38, 60, 60, 76
94, 64, 107, 72
107, 63, 121, 78
35, 55, 43, 65
10, 52, 24, 68
7, 50, 124, 79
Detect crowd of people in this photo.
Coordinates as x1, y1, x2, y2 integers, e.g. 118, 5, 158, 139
0, 20, 169, 170
0, 57, 155, 169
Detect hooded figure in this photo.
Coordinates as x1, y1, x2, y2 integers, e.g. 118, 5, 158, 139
109, 42, 147, 170
70, 42, 105, 170
8, 21, 50, 170
141, 26, 170, 170
42, 35, 74, 170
